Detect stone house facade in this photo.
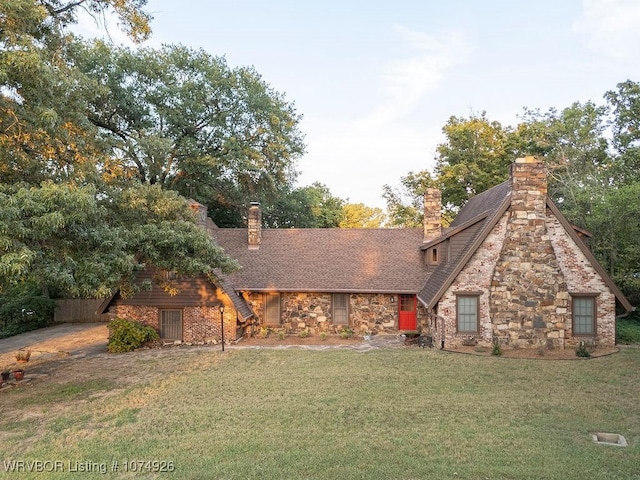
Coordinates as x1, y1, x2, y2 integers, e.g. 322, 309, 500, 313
100, 156, 632, 349
418, 157, 631, 350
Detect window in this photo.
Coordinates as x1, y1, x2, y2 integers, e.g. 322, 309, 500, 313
264, 293, 281, 325
457, 295, 479, 333
333, 294, 349, 325
160, 309, 182, 341
573, 296, 595, 335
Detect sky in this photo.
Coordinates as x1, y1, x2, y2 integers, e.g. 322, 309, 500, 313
78, 0, 640, 209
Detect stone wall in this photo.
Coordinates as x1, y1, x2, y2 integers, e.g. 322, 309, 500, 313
434, 157, 617, 350
245, 291, 428, 336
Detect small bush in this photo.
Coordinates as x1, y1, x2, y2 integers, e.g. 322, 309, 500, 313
277, 331, 286, 340
575, 341, 591, 358
340, 327, 353, 339
15, 350, 31, 362
319, 332, 328, 341
107, 318, 159, 353
491, 341, 502, 356
298, 328, 310, 338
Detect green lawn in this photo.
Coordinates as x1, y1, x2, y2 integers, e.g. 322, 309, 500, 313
2, 347, 640, 479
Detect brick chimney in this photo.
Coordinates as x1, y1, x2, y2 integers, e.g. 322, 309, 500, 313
248, 202, 261, 249
188, 200, 208, 228
509, 156, 547, 218
423, 188, 442, 242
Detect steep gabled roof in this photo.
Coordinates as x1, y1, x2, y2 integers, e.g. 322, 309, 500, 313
416, 179, 633, 313
418, 182, 512, 309
212, 228, 429, 293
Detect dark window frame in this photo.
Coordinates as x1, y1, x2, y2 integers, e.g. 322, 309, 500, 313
159, 308, 183, 340
455, 293, 480, 334
332, 293, 350, 325
264, 293, 281, 325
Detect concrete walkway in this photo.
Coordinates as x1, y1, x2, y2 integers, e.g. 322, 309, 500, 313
0, 323, 108, 370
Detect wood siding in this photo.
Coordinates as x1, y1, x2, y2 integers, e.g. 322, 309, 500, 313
115, 269, 222, 308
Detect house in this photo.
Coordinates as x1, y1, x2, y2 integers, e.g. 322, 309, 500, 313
419, 156, 632, 349
99, 156, 633, 349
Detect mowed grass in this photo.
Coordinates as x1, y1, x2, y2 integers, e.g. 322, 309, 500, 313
2, 347, 640, 479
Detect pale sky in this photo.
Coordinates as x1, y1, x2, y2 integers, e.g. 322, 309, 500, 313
78, 0, 640, 209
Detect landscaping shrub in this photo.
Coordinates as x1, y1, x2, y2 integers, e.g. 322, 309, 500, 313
107, 318, 159, 353
616, 311, 640, 344
0, 283, 56, 339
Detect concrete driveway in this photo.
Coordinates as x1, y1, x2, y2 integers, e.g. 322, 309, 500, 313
0, 323, 108, 369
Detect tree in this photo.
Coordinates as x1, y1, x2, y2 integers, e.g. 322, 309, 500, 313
382, 170, 436, 227
605, 80, 640, 185
262, 183, 345, 228
74, 42, 305, 226
513, 102, 610, 225
339, 203, 386, 228
0, 1, 151, 185
434, 113, 513, 211
0, 182, 238, 298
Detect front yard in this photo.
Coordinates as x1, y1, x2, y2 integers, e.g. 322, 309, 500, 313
1, 345, 640, 479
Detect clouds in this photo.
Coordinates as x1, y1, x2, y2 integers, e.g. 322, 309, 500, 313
573, 0, 640, 59
357, 26, 472, 129
298, 26, 472, 208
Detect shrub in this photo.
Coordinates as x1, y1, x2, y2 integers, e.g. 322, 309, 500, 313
298, 328, 310, 338
491, 340, 502, 356
616, 312, 640, 344
340, 326, 353, 339
319, 332, 328, 341
107, 318, 159, 353
575, 341, 591, 358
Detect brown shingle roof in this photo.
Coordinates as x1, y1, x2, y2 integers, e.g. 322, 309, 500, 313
212, 228, 429, 293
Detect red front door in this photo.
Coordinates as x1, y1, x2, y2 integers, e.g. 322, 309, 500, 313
398, 294, 417, 330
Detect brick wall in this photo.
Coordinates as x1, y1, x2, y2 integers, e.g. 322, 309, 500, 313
546, 215, 616, 346
114, 304, 234, 344
436, 216, 508, 349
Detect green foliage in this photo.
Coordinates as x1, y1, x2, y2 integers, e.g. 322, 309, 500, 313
382, 170, 437, 227
491, 339, 502, 356
616, 312, 640, 344
435, 113, 512, 213
263, 182, 345, 228
0, 282, 56, 338
297, 328, 310, 338
74, 42, 305, 227
107, 317, 159, 353
319, 331, 328, 341
0, 182, 238, 298
339, 203, 386, 228
575, 341, 592, 358
339, 326, 353, 339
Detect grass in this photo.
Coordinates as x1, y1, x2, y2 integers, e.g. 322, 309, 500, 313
1, 348, 640, 479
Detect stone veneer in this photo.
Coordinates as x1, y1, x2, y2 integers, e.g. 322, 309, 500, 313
434, 157, 617, 350
114, 304, 235, 344
245, 292, 428, 336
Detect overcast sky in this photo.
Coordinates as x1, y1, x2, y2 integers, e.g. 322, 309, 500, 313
79, 0, 640, 209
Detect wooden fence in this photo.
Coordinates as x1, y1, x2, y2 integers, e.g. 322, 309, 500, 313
54, 299, 111, 323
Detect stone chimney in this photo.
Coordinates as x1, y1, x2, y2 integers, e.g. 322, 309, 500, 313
423, 188, 442, 242
247, 202, 261, 249
509, 156, 547, 218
